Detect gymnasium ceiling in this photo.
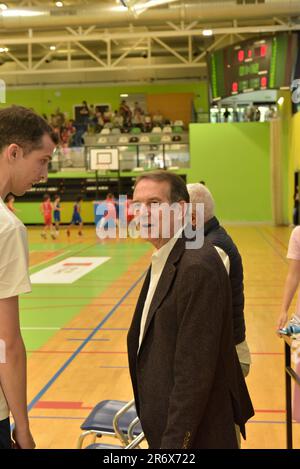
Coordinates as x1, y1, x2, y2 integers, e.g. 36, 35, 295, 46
0, 0, 299, 87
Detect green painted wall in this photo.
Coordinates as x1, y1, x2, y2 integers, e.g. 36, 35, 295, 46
15, 122, 272, 223
2, 82, 208, 118
15, 201, 94, 224
277, 90, 292, 224
187, 122, 272, 222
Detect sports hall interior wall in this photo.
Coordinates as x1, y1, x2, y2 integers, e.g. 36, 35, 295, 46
3, 83, 300, 224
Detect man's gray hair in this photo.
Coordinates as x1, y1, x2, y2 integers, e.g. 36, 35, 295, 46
186, 183, 215, 222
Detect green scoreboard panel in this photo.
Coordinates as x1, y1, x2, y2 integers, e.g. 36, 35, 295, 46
208, 33, 298, 101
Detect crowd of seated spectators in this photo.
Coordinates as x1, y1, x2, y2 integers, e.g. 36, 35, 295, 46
43, 100, 185, 148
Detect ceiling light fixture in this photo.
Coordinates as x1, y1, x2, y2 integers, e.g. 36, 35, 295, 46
0, 3, 8, 10
1, 9, 46, 17
50, 45, 56, 51
55, 1, 64, 7
277, 96, 284, 106
202, 29, 213, 36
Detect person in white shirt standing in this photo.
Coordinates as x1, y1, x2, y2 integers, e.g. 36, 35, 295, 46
0, 105, 56, 449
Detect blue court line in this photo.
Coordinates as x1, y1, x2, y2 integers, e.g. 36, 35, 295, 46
27, 270, 147, 413
67, 338, 110, 342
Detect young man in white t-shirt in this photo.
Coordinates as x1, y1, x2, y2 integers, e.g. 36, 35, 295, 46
0, 106, 56, 449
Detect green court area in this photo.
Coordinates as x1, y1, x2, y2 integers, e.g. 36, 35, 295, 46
21, 231, 151, 352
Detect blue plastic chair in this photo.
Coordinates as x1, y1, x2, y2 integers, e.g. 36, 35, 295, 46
77, 399, 143, 448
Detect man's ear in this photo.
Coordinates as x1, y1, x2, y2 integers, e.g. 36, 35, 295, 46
178, 200, 188, 219
7, 144, 22, 163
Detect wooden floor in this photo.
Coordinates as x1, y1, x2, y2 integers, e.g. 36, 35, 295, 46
20, 224, 300, 449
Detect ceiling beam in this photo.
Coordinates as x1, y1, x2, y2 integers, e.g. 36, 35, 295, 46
0, 22, 299, 47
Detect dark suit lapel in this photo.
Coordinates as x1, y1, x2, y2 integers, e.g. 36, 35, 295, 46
139, 236, 186, 350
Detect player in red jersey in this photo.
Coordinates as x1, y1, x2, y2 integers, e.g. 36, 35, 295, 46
40, 194, 56, 239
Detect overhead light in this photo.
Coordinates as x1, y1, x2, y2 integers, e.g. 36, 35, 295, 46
0, 3, 7, 10
110, 5, 128, 12
55, 1, 64, 7
1, 9, 46, 17
202, 29, 213, 36
0, 47, 8, 52
277, 96, 284, 106
50, 45, 56, 51
120, 93, 129, 97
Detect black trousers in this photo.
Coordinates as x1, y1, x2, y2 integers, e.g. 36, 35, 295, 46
0, 418, 11, 449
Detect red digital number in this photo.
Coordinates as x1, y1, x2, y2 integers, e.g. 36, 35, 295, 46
238, 50, 244, 62
260, 76, 267, 87
260, 45, 267, 57
232, 82, 238, 92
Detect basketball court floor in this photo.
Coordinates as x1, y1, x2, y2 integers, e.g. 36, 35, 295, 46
22, 224, 300, 449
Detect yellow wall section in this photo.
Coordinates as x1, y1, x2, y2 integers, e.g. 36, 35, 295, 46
289, 112, 300, 223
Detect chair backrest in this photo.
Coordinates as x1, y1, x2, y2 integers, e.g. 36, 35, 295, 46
161, 135, 171, 143
140, 135, 150, 143
174, 119, 184, 126
118, 136, 129, 144
152, 126, 162, 134
129, 136, 139, 143
172, 125, 183, 133
162, 125, 172, 134
101, 127, 110, 134
97, 136, 108, 144
131, 127, 142, 134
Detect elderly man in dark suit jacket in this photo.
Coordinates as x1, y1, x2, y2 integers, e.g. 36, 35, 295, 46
127, 170, 254, 449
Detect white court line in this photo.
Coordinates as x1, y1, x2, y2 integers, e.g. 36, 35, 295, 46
29, 250, 71, 271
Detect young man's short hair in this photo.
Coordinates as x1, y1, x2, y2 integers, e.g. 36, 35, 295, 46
0, 105, 56, 155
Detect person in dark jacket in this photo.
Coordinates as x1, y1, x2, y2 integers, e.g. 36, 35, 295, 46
128, 171, 254, 449
187, 183, 251, 377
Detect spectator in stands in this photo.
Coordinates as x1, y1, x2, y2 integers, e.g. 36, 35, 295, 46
254, 106, 261, 122
133, 102, 144, 127
111, 110, 123, 129
144, 114, 153, 132
152, 111, 163, 126
55, 107, 65, 129
119, 100, 132, 128
80, 100, 89, 117
244, 103, 256, 122
223, 107, 231, 122
88, 104, 98, 133
265, 105, 277, 121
